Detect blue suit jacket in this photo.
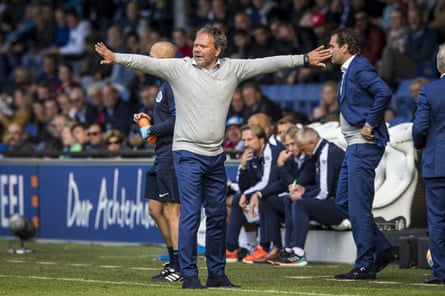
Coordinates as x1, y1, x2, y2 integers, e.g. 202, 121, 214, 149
339, 55, 392, 147
412, 76, 445, 178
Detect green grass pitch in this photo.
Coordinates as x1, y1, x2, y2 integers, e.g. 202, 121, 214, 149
0, 239, 443, 296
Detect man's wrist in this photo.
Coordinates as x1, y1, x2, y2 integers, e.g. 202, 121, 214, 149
303, 54, 309, 66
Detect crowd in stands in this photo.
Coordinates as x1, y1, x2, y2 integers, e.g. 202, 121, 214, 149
0, 0, 443, 155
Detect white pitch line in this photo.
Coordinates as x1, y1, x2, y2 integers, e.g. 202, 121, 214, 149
0, 274, 362, 296
36, 261, 57, 265
286, 276, 332, 280
97, 265, 120, 269
66, 263, 90, 267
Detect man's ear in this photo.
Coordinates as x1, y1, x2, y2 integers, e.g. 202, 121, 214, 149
215, 47, 222, 58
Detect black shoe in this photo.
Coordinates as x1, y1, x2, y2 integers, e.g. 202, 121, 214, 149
335, 267, 376, 280
151, 262, 171, 281
163, 267, 183, 282
237, 247, 249, 261
424, 276, 445, 285
206, 275, 239, 288
182, 276, 204, 289
375, 247, 399, 273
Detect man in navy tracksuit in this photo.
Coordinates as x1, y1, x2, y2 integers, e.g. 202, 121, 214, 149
225, 124, 284, 263
274, 125, 317, 258
134, 41, 181, 282
270, 126, 347, 266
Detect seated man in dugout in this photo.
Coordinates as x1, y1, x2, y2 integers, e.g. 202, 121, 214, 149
268, 126, 349, 267
225, 124, 285, 263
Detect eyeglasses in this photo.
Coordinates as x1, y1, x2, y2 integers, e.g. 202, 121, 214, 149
87, 131, 100, 136
107, 140, 122, 145
70, 97, 81, 102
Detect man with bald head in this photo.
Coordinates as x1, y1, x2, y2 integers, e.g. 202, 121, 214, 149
133, 41, 181, 282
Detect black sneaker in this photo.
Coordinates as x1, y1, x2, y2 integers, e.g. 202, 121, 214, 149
206, 275, 239, 288
335, 267, 376, 280
424, 275, 445, 285
163, 267, 183, 282
151, 262, 171, 281
182, 276, 204, 289
375, 247, 399, 272
267, 250, 289, 265
274, 253, 308, 267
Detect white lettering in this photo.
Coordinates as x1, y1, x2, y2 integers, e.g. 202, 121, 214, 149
66, 173, 93, 228
0, 174, 25, 227
94, 168, 155, 230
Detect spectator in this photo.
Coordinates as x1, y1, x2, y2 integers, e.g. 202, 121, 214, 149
55, 63, 80, 95
410, 76, 430, 104
354, 9, 387, 66
102, 83, 134, 135
35, 54, 61, 90
60, 122, 82, 155
70, 87, 99, 126
0, 87, 31, 142
56, 91, 75, 119
312, 80, 340, 123
104, 128, 127, 158
223, 116, 244, 154
242, 80, 282, 123
379, 5, 439, 84
114, 1, 146, 35
86, 82, 105, 124
172, 28, 193, 57
71, 122, 88, 149
229, 29, 253, 59
84, 122, 105, 151
384, 6, 408, 52
42, 9, 91, 60
227, 87, 249, 123
2, 122, 33, 152
104, 25, 136, 101
42, 98, 59, 125
248, 25, 281, 83
35, 82, 55, 102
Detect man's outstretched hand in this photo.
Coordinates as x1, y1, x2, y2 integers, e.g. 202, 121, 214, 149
307, 45, 332, 67
94, 42, 115, 64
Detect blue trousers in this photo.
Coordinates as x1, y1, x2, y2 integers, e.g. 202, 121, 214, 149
259, 195, 285, 249
425, 177, 445, 279
226, 192, 247, 251
336, 144, 391, 269
173, 150, 227, 279
289, 198, 347, 248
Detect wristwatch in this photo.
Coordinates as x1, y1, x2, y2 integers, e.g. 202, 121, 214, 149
303, 54, 309, 66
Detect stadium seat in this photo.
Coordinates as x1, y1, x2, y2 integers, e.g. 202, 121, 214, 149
373, 122, 417, 228
311, 121, 417, 229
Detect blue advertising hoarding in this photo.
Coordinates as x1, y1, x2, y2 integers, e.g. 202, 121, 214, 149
0, 159, 239, 244
0, 165, 38, 237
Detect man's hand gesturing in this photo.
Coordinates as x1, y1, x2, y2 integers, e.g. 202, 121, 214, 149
95, 42, 115, 65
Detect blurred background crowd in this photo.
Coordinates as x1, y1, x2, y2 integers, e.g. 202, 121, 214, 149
0, 0, 443, 156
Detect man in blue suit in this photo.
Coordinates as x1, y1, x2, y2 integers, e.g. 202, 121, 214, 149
412, 44, 445, 285
329, 27, 397, 280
